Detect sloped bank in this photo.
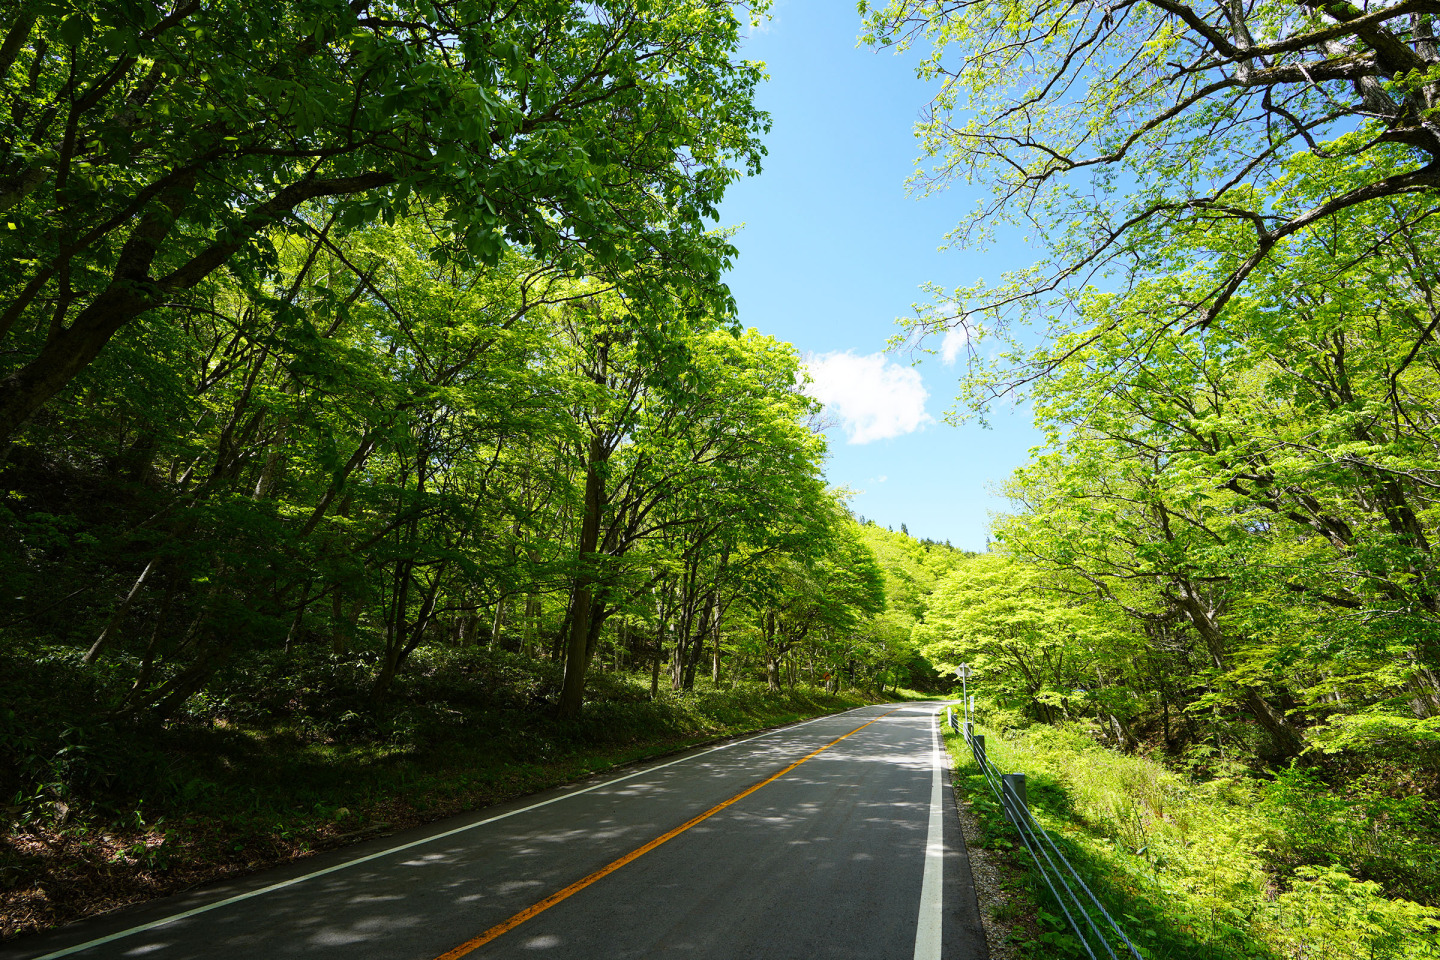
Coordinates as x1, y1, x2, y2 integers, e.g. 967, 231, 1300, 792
940, 716, 1438, 960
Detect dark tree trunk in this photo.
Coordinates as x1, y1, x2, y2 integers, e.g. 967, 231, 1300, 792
559, 431, 607, 717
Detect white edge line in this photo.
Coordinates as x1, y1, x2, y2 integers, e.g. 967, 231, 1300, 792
913, 709, 946, 960
27, 706, 872, 960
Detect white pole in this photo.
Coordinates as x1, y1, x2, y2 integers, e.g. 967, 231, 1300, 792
958, 663, 970, 724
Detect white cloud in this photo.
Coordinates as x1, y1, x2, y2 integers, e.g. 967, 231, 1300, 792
803, 352, 932, 444
941, 326, 969, 365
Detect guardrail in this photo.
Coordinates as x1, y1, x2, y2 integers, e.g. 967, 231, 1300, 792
946, 701, 1143, 960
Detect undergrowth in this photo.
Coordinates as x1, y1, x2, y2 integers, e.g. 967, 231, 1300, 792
942, 713, 1440, 960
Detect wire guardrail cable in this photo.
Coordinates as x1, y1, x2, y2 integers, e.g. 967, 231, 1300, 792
968, 740, 1098, 956
955, 702, 1142, 960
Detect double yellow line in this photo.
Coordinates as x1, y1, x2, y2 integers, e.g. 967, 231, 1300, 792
436, 707, 902, 959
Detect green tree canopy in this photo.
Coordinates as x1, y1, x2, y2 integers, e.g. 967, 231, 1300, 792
0, 0, 768, 438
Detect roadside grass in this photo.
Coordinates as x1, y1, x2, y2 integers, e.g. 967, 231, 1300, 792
882, 685, 945, 702
1, 642, 883, 940
940, 716, 1440, 960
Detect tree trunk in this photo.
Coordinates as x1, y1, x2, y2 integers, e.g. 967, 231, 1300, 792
113, 429, 160, 483
582, 596, 608, 666
558, 432, 607, 718
125, 582, 177, 703
85, 556, 160, 664
1108, 713, 1136, 752
371, 655, 402, 706
684, 597, 712, 691
669, 626, 685, 691
332, 590, 349, 654
711, 619, 721, 686
1241, 688, 1305, 759
370, 553, 447, 705
1173, 581, 1305, 759
489, 596, 506, 651
283, 580, 313, 653
251, 389, 296, 499
0, 171, 197, 440
119, 572, 225, 720
371, 584, 442, 705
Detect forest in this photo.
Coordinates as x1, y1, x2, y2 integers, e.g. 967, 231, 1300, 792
5, 0, 1440, 956
0, 0, 960, 936
858, 0, 1440, 954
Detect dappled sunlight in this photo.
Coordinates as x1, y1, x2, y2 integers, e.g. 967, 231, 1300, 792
519, 934, 563, 950
16, 707, 948, 960
307, 913, 426, 946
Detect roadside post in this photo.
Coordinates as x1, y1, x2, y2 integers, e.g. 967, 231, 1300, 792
956, 663, 971, 725
1001, 773, 1028, 826
956, 668, 1143, 960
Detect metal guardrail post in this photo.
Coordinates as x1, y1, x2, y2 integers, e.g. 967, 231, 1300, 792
1001, 773, 1027, 826
957, 685, 1142, 960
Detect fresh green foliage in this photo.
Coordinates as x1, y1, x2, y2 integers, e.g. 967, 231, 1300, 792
0, 0, 769, 437
861, 0, 1440, 365
0, 2, 952, 934
945, 718, 1440, 959
867, 6, 1440, 943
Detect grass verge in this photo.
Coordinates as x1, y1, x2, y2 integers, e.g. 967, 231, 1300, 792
940, 717, 1440, 960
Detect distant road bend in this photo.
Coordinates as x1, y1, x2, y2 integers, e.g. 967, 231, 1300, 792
8, 703, 989, 960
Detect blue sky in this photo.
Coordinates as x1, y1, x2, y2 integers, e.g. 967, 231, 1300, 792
714, 0, 1044, 551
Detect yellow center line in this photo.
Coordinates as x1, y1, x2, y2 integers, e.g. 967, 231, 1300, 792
434, 706, 904, 960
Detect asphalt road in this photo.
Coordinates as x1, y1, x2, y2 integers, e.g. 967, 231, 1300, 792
5, 703, 988, 960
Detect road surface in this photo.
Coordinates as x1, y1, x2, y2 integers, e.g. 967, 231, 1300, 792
5, 703, 988, 960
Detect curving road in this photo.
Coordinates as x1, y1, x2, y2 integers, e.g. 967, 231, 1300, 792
4, 703, 988, 960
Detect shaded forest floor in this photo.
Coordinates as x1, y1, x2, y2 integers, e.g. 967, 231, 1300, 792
1, 642, 897, 940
